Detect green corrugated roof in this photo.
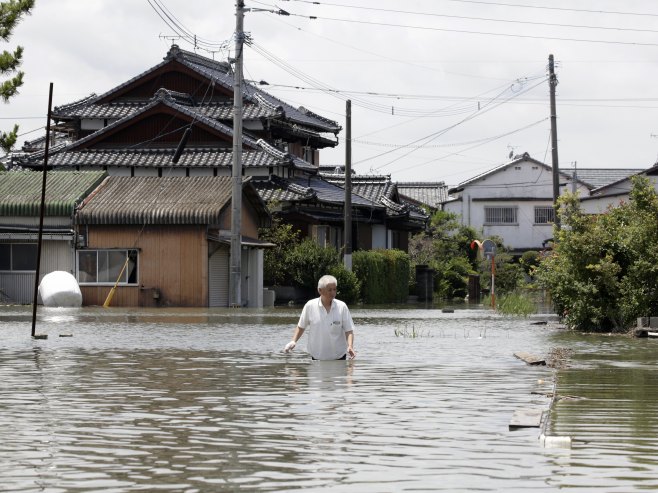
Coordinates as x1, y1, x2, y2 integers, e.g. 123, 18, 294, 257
0, 170, 107, 216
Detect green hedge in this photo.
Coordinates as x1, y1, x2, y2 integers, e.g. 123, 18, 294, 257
353, 249, 410, 304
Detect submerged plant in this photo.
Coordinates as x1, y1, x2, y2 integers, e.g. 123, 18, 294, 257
394, 324, 432, 338
484, 291, 536, 317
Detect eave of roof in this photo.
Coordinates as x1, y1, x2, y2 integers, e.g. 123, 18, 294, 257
54, 45, 341, 135
76, 176, 259, 225
0, 170, 107, 216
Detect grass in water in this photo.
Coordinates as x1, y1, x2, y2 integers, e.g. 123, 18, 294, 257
394, 324, 431, 338
484, 291, 536, 317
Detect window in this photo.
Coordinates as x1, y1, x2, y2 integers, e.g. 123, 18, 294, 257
0, 243, 38, 271
534, 206, 555, 224
484, 206, 517, 225
77, 249, 138, 285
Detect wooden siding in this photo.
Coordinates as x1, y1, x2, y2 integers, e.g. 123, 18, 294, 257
217, 191, 264, 237
80, 224, 208, 307
89, 113, 232, 148
101, 65, 232, 103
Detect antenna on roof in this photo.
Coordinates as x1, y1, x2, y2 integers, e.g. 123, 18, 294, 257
159, 34, 182, 46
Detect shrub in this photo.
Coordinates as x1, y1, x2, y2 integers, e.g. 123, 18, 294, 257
353, 249, 410, 304
536, 176, 658, 331
285, 239, 342, 292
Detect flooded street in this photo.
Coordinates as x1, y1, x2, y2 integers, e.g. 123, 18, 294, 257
1, 304, 657, 492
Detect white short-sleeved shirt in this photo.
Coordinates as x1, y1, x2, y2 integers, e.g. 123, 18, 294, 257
298, 297, 355, 360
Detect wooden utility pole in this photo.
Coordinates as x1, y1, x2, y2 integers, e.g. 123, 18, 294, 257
343, 100, 352, 271
31, 82, 53, 339
548, 54, 561, 229
230, 1, 245, 307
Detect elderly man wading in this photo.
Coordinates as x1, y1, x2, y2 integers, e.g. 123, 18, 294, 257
284, 275, 356, 360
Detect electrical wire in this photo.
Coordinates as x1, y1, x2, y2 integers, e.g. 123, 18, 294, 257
284, 0, 658, 19
281, 0, 658, 35
355, 77, 546, 168
283, 13, 658, 48
146, 0, 232, 53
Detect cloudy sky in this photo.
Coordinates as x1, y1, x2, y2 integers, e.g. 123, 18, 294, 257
4, 0, 658, 186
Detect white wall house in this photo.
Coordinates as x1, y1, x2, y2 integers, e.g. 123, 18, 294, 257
443, 153, 590, 252
579, 163, 658, 214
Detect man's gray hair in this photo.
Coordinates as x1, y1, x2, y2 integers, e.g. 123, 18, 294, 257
318, 274, 338, 289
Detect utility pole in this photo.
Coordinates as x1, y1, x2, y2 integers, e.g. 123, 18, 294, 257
548, 54, 561, 230
343, 100, 352, 271
230, 0, 245, 307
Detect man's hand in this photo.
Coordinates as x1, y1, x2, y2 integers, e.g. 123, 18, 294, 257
347, 346, 356, 359
284, 341, 296, 353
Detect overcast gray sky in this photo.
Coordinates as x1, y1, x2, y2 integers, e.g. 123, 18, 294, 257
4, 0, 658, 186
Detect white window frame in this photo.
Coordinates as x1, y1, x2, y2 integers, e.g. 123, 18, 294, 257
77, 249, 139, 285
534, 206, 555, 224
484, 206, 518, 225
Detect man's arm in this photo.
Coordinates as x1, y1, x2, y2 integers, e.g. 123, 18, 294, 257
345, 330, 355, 359
284, 326, 305, 352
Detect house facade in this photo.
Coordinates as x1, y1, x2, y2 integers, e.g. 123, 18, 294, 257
75, 175, 271, 308
443, 153, 590, 252
13, 46, 422, 258
0, 170, 107, 304
576, 165, 653, 214
319, 172, 429, 252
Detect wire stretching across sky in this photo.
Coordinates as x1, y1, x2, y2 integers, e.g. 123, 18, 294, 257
146, 0, 232, 54
282, 12, 658, 48
248, 39, 546, 119
357, 76, 547, 169
282, 0, 658, 35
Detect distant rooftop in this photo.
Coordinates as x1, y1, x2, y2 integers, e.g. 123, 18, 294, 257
397, 181, 449, 209
561, 168, 643, 189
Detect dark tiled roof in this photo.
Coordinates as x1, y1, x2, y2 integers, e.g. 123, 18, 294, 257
60, 95, 257, 153
253, 175, 380, 208
45, 148, 274, 169
20, 141, 316, 173
319, 172, 428, 221
54, 98, 279, 122
55, 45, 341, 134
561, 168, 644, 189
397, 181, 449, 208
76, 176, 240, 225
0, 170, 107, 216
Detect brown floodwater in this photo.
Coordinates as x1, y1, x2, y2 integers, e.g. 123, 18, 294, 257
0, 304, 656, 492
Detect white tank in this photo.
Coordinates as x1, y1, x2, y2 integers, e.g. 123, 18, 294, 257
38, 271, 83, 307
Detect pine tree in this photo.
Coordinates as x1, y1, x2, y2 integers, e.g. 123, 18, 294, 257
1, 0, 35, 155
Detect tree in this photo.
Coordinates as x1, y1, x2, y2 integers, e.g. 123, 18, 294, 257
408, 210, 479, 299
536, 176, 658, 332
1, 0, 35, 155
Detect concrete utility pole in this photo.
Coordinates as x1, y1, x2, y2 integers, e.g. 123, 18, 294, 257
548, 54, 561, 230
343, 100, 352, 271
230, 0, 245, 307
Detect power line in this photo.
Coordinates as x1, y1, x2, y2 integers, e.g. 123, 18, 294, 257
285, 0, 658, 18
353, 117, 549, 149
283, 13, 658, 47
282, 0, 658, 35
356, 77, 546, 168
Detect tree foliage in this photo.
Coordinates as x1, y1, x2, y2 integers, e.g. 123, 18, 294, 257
409, 210, 479, 299
1, 0, 34, 155
535, 176, 658, 332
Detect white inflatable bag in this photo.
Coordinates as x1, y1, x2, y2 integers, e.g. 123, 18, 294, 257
39, 271, 83, 307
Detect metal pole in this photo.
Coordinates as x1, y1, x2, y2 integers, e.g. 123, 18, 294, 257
31, 82, 53, 339
343, 100, 352, 271
548, 54, 561, 230
491, 255, 495, 310
230, 0, 244, 307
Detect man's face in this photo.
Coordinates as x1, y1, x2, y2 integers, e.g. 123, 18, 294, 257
319, 283, 337, 301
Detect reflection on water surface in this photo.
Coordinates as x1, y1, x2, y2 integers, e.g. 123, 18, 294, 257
0, 305, 656, 491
